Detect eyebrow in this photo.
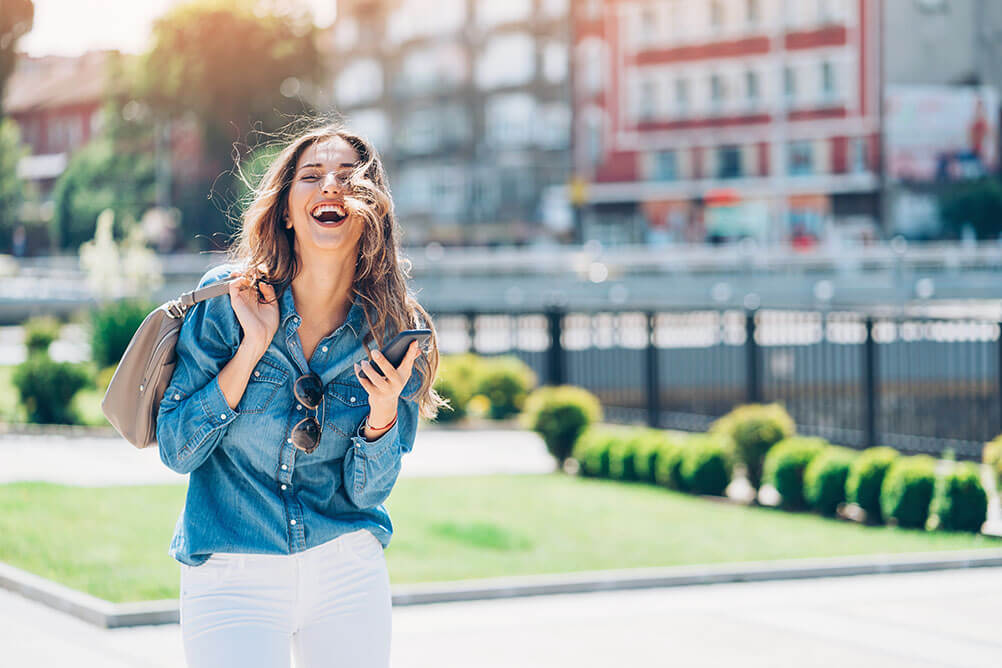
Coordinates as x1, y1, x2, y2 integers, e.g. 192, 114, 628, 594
298, 162, 355, 172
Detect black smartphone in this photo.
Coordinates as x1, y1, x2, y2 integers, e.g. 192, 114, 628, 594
358, 329, 432, 380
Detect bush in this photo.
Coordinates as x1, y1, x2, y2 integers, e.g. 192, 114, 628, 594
931, 462, 988, 532
653, 434, 688, 491
763, 436, 829, 510
631, 429, 673, 485
572, 424, 625, 478
711, 403, 795, 490
89, 299, 153, 368
475, 355, 537, 419
846, 446, 900, 524
432, 353, 487, 423
983, 435, 1002, 492
680, 434, 733, 496
12, 354, 93, 424
608, 431, 640, 482
522, 385, 603, 466
804, 446, 857, 517
880, 455, 937, 529
23, 316, 62, 357
431, 375, 466, 423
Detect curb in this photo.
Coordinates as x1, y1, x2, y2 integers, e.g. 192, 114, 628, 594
4, 548, 1002, 629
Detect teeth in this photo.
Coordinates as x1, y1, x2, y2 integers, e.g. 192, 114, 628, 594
311, 203, 345, 217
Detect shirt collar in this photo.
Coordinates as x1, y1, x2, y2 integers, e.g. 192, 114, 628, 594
279, 283, 366, 339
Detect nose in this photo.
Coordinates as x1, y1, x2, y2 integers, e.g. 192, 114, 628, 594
320, 172, 341, 195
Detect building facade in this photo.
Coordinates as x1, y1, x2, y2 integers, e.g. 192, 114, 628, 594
322, 0, 572, 245
571, 0, 882, 245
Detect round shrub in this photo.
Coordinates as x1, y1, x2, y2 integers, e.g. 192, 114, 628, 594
711, 403, 795, 490
983, 435, 1002, 492
23, 316, 62, 357
89, 299, 154, 368
680, 434, 733, 496
931, 462, 988, 533
763, 436, 829, 510
521, 385, 603, 466
804, 446, 856, 517
475, 355, 537, 419
12, 354, 93, 424
880, 455, 937, 529
608, 430, 641, 481
846, 446, 900, 524
630, 429, 670, 485
653, 434, 688, 491
571, 424, 624, 478
432, 353, 487, 423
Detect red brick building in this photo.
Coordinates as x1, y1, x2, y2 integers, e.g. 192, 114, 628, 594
571, 0, 882, 244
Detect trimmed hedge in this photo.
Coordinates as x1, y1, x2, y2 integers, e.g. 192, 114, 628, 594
931, 462, 988, 532
711, 403, 795, 490
983, 435, 1002, 492
631, 429, 669, 485
804, 446, 857, 517
13, 354, 92, 424
763, 436, 829, 510
573, 424, 629, 478
475, 355, 537, 419
653, 433, 688, 491
881, 455, 937, 529
846, 446, 900, 525
680, 434, 733, 496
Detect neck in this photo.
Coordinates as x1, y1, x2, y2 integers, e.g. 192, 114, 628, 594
289, 248, 356, 331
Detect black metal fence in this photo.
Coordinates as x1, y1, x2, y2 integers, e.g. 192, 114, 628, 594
428, 306, 1002, 460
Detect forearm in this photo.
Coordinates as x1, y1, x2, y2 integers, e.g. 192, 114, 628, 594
362, 401, 396, 441
217, 342, 266, 410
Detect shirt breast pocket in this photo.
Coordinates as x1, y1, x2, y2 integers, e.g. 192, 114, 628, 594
238, 355, 289, 414
325, 373, 369, 437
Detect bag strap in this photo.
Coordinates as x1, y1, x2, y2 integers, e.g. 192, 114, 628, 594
166, 277, 238, 318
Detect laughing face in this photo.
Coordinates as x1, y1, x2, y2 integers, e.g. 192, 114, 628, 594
285, 137, 363, 257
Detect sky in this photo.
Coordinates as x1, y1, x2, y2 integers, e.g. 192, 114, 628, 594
19, 0, 338, 58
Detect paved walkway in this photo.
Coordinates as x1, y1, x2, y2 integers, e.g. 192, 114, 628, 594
1, 566, 998, 667
0, 427, 556, 486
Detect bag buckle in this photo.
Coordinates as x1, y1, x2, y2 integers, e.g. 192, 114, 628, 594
166, 300, 188, 319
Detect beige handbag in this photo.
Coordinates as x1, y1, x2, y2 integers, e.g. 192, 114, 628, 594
101, 278, 235, 449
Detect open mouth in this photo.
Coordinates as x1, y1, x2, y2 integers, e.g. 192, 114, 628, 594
310, 202, 348, 226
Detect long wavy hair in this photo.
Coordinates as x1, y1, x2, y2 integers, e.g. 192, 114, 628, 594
226, 119, 446, 420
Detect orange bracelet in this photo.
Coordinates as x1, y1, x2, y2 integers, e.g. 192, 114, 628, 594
366, 412, 397, 432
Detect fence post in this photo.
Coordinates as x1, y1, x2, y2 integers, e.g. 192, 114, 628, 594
645, 311, 660, 428
863, 316, 879, 447
546, 307, 565, 386
745, 309, 760, 403
464, 310, 477, 355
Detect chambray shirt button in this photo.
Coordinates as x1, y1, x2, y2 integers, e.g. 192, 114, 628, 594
281, 464, 288, 470
297, 405, 302, 411
281, 484, 287, 490
287, 438, 292, 443
350, 396, 356, 403
173, 393, 180, 400
322, 346, 328, 352
254, 370, 260, 377
290, 519, 297, 525
220, 414, 227, 420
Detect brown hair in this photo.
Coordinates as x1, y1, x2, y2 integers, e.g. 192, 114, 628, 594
227, 118, 446, 420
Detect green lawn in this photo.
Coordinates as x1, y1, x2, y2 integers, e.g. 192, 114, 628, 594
0, 474, 999, 603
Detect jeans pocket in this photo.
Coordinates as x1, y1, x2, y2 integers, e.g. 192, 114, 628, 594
180, 554, 238, 596
344, 530, 383, 562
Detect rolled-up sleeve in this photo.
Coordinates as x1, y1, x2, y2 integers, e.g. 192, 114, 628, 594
342, 381, 421, 510
156, 268, 240, 474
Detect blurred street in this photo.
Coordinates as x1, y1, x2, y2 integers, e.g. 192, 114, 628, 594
1, 566, 998, 667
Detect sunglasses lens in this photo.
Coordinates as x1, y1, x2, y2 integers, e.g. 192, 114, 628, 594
291, 417, 320, 453
295, 373, 323, 409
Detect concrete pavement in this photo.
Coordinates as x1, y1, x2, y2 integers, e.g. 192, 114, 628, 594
0, 426, 557, 487
1, 566, 998, 667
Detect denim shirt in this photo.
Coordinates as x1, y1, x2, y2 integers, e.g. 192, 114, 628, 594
156, 262, 421, 567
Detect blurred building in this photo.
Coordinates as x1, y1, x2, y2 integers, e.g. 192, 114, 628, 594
571, 0, 882, 245
321, 0, 572, 246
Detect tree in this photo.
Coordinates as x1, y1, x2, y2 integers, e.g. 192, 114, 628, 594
0, 117, 29, 250
0, 0, 34, 117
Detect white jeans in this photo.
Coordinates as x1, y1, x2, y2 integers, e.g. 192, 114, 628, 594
179, 529, 392, 668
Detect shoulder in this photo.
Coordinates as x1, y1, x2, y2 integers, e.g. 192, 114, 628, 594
196, 261, 245, 290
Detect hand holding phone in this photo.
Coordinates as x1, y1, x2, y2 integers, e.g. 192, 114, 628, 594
358, 329, 431, 381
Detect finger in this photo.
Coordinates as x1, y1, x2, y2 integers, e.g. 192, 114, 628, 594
353, 363, 377, 393
396, 341, 420, 380
369, 349, 396, 378
360, 360, 391, 390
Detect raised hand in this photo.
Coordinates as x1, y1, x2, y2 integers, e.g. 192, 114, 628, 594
227, 270, 279, 358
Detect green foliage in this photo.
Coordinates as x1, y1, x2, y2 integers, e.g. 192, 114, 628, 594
711, 403, 795, 490
475, 355, 537, 419
804, 446, 857, 517
22, 316, 61, 357
846, 446, 900, 524
880, 455, 937, 530
0, 117, 30, 249
607, 434, 639, 482
89, 299, 154, 368
0, 0, 34, 117
763, 436, 829, 510
931, 462, 988, 533
653, 434, 688, 491
432, 353, 487, 423
939, 178, 1002, 240
982, 435, 1002, 492
12, 354, 92, 424
630, 429, 672, 485
572, 424, 627, 478
680, 434, 733, 496
521, 385, 603, 465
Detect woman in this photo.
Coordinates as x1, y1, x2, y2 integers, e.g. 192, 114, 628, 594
156, 120, 445, 667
